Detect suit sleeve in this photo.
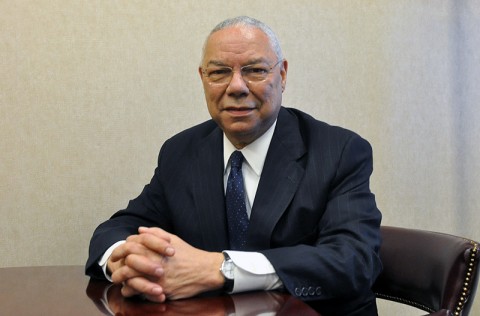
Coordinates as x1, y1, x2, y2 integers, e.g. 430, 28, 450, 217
85, 143, 173, 279
259, 134, 382, 303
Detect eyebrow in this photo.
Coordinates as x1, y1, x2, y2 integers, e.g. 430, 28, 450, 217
206, 58, 269, 68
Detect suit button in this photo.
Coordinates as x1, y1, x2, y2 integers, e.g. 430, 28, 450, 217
301, 287, 309, 296
308, 286, 315, 295
315, 286, 322, 295
294, 287, 302, 296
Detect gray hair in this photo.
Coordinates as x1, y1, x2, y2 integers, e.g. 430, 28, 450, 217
201, 16, 283, 64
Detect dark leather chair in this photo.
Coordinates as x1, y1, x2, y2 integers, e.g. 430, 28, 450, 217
373, 226, 480, 316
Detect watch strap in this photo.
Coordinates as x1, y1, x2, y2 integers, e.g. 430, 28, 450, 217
221, 252, 235, 293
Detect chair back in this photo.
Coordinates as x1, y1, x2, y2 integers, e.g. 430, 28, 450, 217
373, 226, 479, 315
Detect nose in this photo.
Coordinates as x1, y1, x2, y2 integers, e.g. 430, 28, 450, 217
225, 70, 249, 98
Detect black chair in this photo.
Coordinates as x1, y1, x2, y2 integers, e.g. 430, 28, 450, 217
373, 226, 480, 316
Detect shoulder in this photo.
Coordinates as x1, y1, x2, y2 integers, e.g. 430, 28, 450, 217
167, 119, 219, 144
279, 107, 368, 146
279, 107, 374, 183
151, 119, 223, 181
155, 119, 221, 164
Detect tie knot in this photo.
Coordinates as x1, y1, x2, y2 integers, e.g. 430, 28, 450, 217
230, 151, 244, 169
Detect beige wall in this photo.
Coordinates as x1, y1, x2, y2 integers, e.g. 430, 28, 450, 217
1, 1, 479, 314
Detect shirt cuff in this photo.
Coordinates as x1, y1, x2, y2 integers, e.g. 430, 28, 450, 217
224, 250, 283, 293
98, 240, 126, 281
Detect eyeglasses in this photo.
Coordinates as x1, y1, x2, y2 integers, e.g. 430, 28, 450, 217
201, 59, 284, 85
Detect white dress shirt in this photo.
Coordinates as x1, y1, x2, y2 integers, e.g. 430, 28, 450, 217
99, 121, 283, 292
222, 121, 282, 292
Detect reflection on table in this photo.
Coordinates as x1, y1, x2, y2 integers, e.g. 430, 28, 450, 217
0, 265, 320, 315
87, 279, 320, 316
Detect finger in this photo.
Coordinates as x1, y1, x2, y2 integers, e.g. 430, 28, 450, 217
106, 256, 125, 276
110, 239, 139, 262
111, 264, 147, 284
122, 276, 164, 299
120, 283, 141, 297
110, 239, 158, 263
138, 227, 176, 255
142, 293, 167, 303
131, 231, 176, 257
138, 226, 171, 242
112, 254, 164, 283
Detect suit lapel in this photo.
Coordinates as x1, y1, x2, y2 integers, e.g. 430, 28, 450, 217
248, 108, 307, 249
189, 108, 307, 251
190, 127, 230, 251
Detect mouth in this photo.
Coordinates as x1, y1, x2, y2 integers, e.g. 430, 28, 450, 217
224, 106, 254, 116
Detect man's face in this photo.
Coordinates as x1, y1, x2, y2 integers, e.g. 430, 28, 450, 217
199, 26, 287, 148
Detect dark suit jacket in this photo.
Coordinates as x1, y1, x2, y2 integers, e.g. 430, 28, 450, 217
86, 107, 382, 315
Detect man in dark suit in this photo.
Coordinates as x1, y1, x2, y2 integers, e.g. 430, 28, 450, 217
86, 16, 382, 315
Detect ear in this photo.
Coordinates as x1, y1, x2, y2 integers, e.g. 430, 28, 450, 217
280, 59, 288, 92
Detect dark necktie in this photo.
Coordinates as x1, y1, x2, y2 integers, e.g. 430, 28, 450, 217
226, 151, 249, 250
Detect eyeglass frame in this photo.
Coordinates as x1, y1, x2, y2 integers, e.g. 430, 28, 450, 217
201, 59, 284, 85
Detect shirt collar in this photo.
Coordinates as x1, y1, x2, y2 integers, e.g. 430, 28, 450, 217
223, 120, 277, 176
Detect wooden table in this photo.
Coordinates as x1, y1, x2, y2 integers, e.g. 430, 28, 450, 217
0, 265, 320, 315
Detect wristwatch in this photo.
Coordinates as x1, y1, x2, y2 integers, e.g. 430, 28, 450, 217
220, 252, 235, 293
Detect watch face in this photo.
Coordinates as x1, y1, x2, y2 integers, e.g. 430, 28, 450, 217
222, 259, 235, 279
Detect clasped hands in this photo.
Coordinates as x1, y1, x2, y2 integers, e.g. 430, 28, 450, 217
107, 227, 225, 302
